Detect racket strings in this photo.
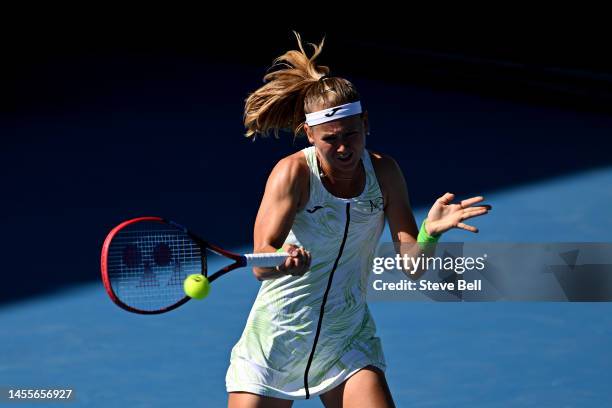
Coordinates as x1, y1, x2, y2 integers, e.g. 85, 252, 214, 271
166, 259, 184, 286
106, 223, 203, 311
136, 263, 160, 287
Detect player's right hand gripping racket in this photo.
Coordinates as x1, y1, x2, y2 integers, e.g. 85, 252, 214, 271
100, 217, 288, 314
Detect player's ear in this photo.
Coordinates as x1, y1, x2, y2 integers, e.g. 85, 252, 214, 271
304, 124, 315, 145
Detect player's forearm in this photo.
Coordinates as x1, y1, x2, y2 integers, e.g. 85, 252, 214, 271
395, 241, 437, 280
252, 244, 286, 281
395, 219, 439, 279
253, 265, 286, 281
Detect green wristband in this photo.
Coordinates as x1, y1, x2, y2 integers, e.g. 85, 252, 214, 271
276, 247, 285, 253
417, 219, 440, 243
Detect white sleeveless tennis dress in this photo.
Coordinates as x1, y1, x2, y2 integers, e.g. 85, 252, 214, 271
226, 146, 386, 400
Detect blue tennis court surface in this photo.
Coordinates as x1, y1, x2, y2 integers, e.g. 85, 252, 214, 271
1, 167, 611, 407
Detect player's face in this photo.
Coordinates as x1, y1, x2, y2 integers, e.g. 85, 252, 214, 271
305, 113, 368, 175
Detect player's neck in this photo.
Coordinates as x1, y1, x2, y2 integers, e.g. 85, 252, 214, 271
317, 156, 365, 197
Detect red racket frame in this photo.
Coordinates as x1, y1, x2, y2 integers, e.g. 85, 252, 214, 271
100, 216, 249, 314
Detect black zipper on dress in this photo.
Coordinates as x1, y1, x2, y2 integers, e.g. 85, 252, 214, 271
303, 202, 351, 399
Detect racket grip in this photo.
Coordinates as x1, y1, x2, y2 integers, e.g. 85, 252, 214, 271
243, 252, 289, 267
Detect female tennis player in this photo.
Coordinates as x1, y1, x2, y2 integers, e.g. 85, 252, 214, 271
226, 33, 491, 408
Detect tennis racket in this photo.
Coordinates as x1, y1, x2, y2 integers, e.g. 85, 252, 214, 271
100, 216, 288, 314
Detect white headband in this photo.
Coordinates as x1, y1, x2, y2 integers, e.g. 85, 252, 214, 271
305, 101, 362, 126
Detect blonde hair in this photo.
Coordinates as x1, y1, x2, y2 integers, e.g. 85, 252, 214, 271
244, 32, 361, 139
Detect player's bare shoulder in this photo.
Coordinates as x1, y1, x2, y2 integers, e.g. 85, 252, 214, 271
272, 151, 309, 183
369, 151, 402, 180
369, 151, 405, 204
267, 151, 310, 209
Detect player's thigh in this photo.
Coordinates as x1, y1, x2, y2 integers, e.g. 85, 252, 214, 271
227, 391, 293, 408
319, 382, 344, 408
342, 365, 395, 408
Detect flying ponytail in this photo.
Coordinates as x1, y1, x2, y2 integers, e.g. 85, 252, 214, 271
244, 31, 360, 139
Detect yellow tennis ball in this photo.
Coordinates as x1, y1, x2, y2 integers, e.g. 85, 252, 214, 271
183, 274, 210, 300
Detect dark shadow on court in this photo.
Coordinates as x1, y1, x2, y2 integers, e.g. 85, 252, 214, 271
3, 31, 612, 305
